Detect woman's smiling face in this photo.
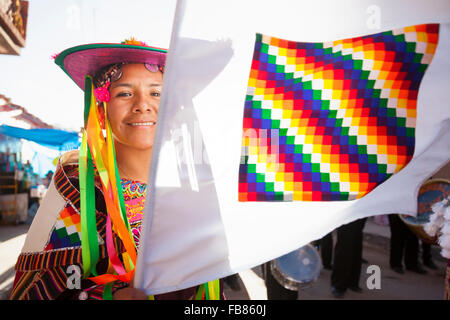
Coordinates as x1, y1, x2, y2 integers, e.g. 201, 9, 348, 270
105, 63, 163, 151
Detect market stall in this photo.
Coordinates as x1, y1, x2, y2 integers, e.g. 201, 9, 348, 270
0, 97, 80, 224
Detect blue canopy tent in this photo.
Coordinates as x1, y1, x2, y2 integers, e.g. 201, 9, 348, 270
0, 125, 80, 151
0, 125, 80, 176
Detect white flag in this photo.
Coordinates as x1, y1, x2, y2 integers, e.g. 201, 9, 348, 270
135, 0, 450, 295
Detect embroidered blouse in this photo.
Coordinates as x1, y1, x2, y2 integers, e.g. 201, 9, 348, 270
121, 178, 146, 248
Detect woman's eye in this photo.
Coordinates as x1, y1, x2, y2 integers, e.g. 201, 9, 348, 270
116, 92, 132, 97
151, 91, 161, 97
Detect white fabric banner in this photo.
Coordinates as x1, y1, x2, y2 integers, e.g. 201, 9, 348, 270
135, 0, 450, 295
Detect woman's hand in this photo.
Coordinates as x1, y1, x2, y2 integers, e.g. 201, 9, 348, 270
113, 287, 148, 300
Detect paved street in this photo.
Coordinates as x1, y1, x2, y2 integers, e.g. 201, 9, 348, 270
0, 223, 29, 300
0, 218, 448, 300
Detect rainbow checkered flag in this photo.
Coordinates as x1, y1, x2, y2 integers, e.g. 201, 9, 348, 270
135, 0, 450, 295
240, 27, 436, 202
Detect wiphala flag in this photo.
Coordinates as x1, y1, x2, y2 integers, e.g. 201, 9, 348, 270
239, 24, 439, 202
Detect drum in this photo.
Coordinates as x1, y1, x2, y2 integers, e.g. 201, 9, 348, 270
399, 179, 450, 245
270, 244, 322, 291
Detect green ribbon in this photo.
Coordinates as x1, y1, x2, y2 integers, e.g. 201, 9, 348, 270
102, 283, 113, 300
80, 76, 100, 278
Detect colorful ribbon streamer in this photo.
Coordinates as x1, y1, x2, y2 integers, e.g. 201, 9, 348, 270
194, 280, 221, 300
79, 75, 136, 286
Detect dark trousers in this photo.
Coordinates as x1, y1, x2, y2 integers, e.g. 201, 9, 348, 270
319, 232, 333, 268
388, 214, 419, 269
331, 218, 367, 291
422, 242, 432, 264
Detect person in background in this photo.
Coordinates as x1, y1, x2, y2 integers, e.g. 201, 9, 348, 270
331, 218, 367, 298
422, 242, 438, 270
315, 232, 333, 270
388, 214, 427, 275
44, 170, 53, 188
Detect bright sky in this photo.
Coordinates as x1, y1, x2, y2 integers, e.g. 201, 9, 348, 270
0, 0, 176, 132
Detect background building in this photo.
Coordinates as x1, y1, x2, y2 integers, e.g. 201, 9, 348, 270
0, 0, 28, 55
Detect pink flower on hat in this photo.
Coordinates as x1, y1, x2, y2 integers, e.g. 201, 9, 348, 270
94, 81, 111, 102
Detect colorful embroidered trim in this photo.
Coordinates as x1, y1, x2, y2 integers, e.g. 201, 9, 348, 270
14, 245, 107, 272
239, 24, 439, 202
122, 179, 147, 247
11, 268, 68, 300
53, 164, 82, 211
